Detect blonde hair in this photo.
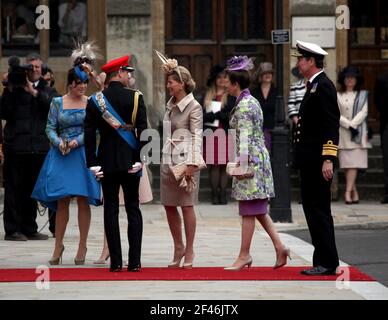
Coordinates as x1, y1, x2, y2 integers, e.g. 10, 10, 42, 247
203, 85, 228, 110
169, 66, 196, 93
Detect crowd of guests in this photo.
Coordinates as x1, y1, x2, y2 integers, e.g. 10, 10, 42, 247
0, 38, 387, 275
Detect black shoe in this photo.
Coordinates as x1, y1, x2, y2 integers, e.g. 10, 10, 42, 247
211, 192, 219, 205
219, 191, 228, 205
4, 232, 28, 241
381, 196, 388, 204
26, 232, 49, 240
110, 265, 122, 272
127, 264, 141, 272
300, 266, 337, 276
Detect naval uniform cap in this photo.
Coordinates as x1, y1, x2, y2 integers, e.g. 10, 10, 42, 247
292, 40, 328, 59
101, 55, 135, 74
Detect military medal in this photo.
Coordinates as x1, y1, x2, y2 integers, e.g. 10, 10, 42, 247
310, 83, 318, 93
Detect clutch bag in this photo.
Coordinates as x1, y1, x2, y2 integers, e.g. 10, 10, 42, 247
169, 162, 188, 181
226, 162, 254, 178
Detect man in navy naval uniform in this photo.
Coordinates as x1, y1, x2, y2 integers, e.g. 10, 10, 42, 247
84, 56, 148, 272
293, 40, 340, 276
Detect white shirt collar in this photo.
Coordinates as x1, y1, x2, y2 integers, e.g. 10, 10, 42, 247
167, 93, 195, 112
308, 69, 324, 83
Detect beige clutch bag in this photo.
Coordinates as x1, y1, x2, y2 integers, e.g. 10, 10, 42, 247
169, 162, 188, 181
226, 162, 254, 178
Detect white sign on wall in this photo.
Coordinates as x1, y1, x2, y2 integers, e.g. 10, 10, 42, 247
292, 16, 336, 48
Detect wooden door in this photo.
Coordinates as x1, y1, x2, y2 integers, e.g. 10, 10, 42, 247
348, 0, 388, 132
165, 0, 274, 98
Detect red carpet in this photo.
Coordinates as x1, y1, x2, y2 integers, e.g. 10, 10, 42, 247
0, 266, 374, 283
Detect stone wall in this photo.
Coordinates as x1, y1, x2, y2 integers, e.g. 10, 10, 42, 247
106, 0, 162, 128
289, 0, 337, 83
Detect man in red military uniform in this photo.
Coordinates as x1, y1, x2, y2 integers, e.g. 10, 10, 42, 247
84, 56, 148, 272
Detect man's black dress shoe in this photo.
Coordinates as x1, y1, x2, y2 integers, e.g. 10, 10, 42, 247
26, 232, 49, 240
301, 266, 337, 276
110, 265, 122, 272
127, 264, 141, 272
4, 232, 28, 241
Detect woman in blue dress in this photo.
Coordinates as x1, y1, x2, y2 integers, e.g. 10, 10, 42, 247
32, 67, 101, 265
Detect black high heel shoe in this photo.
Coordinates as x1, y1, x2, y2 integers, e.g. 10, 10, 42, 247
351, 190, 359, 204
344, 191, 352, 205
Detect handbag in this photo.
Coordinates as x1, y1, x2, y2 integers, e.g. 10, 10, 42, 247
169, 162, 188, 181
139, 165, 153, 204
226, 162, 254, 178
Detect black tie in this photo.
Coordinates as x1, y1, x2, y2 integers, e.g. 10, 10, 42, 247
306, 81, 312, 91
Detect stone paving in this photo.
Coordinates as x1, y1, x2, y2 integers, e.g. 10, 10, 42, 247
0, 201, 388, 300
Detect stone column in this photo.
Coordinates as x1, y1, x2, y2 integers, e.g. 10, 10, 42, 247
88, 0, 107, 61
336, 0, 348, 72
40, 0, 50, 61
151, 0, 166, 129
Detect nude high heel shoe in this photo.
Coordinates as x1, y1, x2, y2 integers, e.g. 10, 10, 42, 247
182, 253, 195, 269
224, 257, 253, 271
74, 248, 87, 265
168, 253, 185, 268
93, 254, 110, 265
273, 247, 291, 269
49, 245, 65, 265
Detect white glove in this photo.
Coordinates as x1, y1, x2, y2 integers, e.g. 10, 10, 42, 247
128, 162, 142, 174
90, 166, 104, 180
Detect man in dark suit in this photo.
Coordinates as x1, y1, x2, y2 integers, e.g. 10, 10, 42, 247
374, 74, 388, 204
1, 53, 59, 241
84, 56, 148, 272
293, 40, 340, 276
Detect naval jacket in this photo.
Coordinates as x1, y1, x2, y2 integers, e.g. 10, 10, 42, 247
293, 72, 340, 169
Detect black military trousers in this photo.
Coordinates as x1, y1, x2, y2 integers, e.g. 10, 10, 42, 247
300, 165, 339, 269
3, 151, 46, 236
101, 171, 143, 269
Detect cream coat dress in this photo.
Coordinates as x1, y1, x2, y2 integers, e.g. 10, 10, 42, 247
160, 93, 203, 206
337, 91, 371, 169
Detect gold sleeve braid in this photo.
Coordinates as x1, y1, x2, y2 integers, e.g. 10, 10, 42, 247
322, 140, 338, 157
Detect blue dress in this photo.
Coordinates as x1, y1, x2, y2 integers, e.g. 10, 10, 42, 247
32, 97, 101, 211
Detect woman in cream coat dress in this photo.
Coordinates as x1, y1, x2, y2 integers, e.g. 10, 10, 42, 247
155, 52, 203, 269
337, 66, 371, 204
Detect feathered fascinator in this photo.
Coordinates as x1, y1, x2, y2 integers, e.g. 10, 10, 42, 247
226, 55, 255, 71
154, 49, 183, 82
71, 42, 101, 82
